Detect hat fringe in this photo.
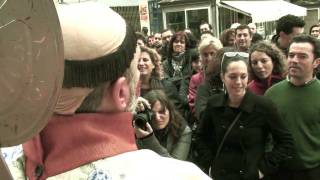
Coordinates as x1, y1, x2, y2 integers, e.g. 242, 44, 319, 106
63, 25, 136, 88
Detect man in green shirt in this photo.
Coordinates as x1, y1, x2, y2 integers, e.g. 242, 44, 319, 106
266, 35, 320, 180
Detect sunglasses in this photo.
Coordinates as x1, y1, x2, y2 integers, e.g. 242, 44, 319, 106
221, 51, 249, 71
223, 52, 249, 58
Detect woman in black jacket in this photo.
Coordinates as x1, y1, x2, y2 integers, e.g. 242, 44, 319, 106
195, 52, 293, 180
162, 31, 194, 120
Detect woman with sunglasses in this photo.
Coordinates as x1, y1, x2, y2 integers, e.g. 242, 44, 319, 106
195, 52, 293, 180
134, 90, 192, 161
248, 42, 287, 95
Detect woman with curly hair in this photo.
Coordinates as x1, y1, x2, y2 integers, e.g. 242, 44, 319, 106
248, 41, 287, 95
134, 90, 192, 160
138, 46, 163, 95
138, 46, 186, 115
219, 28, 235, 47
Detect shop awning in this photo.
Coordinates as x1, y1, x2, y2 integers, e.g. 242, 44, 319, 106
220, 0, 307, 23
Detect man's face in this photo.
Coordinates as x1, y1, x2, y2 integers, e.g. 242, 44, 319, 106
280, 27, 304, 49
200, 24, 210, 34
161, 30, 173, 44
310, 26, 320, 38
248, 24, 257, 34
235, 28, 252, 51
147, 36, 154, 46
154, 33, 162, 45
288, 42, 319, 84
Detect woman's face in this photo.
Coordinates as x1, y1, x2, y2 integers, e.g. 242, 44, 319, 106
137, 52, 155, 76
250, 51, 274, 80
137, 39, 145, 47
222, 61, 248, 98
201, 45, 217, 68
227, 34, 235, 46
151, 100, 170, 130
172, 36, 186, 54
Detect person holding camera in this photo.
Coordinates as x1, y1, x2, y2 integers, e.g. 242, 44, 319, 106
134, 90, 192, 161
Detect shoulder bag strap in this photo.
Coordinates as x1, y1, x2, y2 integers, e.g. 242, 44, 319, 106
215, 111, 243, 160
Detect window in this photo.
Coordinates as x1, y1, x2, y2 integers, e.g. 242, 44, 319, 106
164, 7, 210, 38
186, 8, 209, 38
166, 11, 185, 32
218, 7, 250, 33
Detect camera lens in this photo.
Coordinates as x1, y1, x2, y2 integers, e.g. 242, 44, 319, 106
134, 114, 148, 129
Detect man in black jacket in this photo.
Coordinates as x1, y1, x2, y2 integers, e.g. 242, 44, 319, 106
271, 14, 305, 56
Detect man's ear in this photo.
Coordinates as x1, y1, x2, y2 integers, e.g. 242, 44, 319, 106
313, 58, 320, 69
279, 31, 286, 38
110, 77, 130, 112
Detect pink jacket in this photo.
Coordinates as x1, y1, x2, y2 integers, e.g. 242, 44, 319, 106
248, 74, 283, 95
188, 71, 205, 114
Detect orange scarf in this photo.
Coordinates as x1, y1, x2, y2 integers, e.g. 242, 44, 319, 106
23, 112, 137, 180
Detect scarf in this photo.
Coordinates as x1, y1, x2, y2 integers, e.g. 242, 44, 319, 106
172, 52, 185, 78
23, 112, 137, 180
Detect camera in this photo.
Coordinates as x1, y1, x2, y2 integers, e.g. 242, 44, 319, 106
133, 103, 155, 130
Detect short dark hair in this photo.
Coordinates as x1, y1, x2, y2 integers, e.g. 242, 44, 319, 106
135, 32, 147, 44
276, 14, 305, 35
235, 24, 252, 36
200, 21, 212, 30
309, 24, 320, 35
290, 34, 320, 59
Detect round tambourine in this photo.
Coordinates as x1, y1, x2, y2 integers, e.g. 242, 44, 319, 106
0, 0, 64, 147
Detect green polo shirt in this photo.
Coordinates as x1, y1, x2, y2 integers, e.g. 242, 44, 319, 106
265, 79, 320, 170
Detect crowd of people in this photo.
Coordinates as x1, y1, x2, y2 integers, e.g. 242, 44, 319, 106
1, 2, 320, 180
132, 14, 320, 180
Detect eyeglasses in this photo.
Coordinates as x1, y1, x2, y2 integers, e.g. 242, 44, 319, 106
221, 51, 249, 72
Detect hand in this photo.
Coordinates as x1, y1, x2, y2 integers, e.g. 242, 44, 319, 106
135, 97, 151, 113
134, 122, 153, 139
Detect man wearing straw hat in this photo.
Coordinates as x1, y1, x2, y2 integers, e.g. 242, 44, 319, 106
7, 2, 210, 180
